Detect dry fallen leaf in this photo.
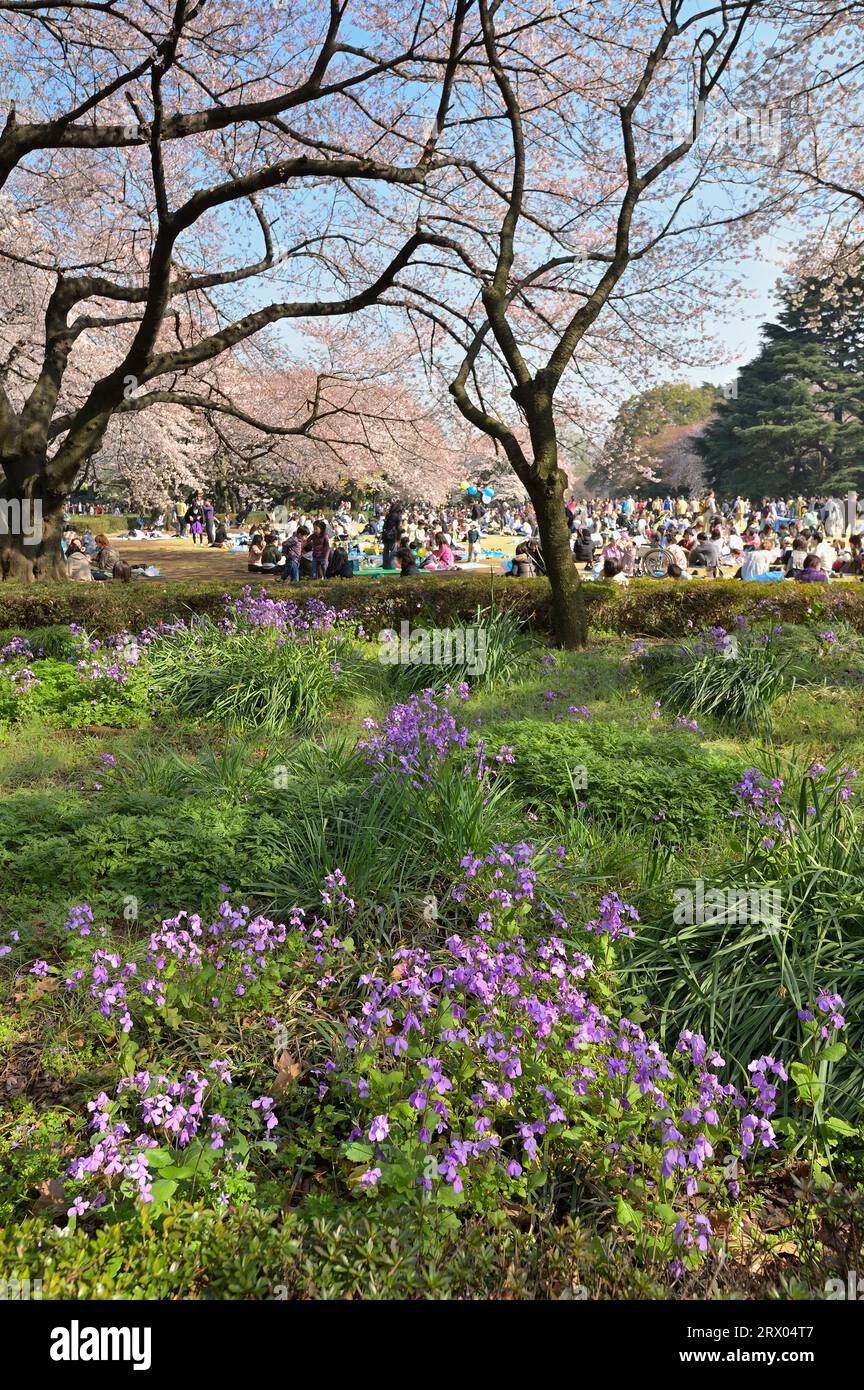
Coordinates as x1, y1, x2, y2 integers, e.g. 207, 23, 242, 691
272, 1050, 303, 1097
32, 1179, 68, 1215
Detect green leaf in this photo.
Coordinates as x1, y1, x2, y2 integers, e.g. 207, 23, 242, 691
345, 1142, 374, 1162
145, 1148, 175, 1169
436, 1183, 465, 1207
616, 1195, 640, 1231
149, 1178, 178, 1207
825, 1116, 857, 1138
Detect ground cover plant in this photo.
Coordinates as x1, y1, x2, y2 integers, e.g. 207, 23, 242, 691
1, 589, 863, 1299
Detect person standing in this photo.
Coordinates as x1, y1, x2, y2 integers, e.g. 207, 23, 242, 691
381, 501, 402, 571
186, 498, 205, 544
308, 520, 330, 578
203, 497, 216, 545
280, 529, 303, 582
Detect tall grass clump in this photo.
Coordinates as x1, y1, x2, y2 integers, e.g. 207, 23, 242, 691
146, 596, 362, 733
638, 619, 795, 734
623, 756, 864, 1120
386, 605, 531, 694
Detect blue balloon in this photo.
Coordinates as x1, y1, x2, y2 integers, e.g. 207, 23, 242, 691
482, 486, 495, 499
467, 485, 478, 495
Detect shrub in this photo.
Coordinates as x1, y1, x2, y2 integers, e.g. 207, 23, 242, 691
3, 575, 864, 642
495, 717, 744, 842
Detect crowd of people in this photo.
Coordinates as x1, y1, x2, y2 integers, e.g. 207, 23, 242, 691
560, 492, 864, 584
62, 487, 864, 585
238, 500, 478, 580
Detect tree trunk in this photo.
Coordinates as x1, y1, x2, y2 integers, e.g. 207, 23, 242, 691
0, 470, 67, 581
528, 469, 588, 649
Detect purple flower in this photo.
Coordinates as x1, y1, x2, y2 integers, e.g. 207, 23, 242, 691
368, 1114, 390, 1143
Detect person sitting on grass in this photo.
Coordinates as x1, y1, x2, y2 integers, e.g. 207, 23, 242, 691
260, 533, 281, 572
785, 535, 809, 576
65, 537, 93, 581
509, 543, 535, 577
422, 532, 455, 570
396, 534, 420, 576
665, 561, 691, 580
326, 546, 354, 578
247, 532, 265, 572
795, 553, 829, 583
602, 557, 630, 586
571, 527, 595, 566
91, 533, 121, 580
689, 528, 722, 578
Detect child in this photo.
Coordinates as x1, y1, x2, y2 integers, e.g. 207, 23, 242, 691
396, 534, 420, 576
247, 533, 265, 572
466, 523, 480, 563
308, 520, 330, 579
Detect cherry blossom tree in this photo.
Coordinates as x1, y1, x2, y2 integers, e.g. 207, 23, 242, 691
0, 0, 848, 642
0, 0, 475, 577
365, 0, 804, 645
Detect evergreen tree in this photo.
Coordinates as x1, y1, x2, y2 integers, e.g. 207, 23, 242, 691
697, 269, 864, 495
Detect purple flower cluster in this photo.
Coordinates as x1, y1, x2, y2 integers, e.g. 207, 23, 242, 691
732, 767, 788, 839
358, 686, 510, 790
585, 892, 639, 943
674, 716, 700, 734
799, 991, 846, 1038
66, 1063, 236, 1211
224, 586, 350, 638
61, 880, 356, 1035
451, 841, 537, 908
0, 636, 41, 694
303, 866, 780, 1236
71, 631, 141, 686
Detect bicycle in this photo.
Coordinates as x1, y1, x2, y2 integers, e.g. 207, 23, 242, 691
637, 545, 671, 578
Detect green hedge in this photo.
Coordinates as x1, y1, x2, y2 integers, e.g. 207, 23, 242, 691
0, 1200, 646, 1299
0, 575, 862, 639
65, 513, 143, 535
0, 575, 551, 637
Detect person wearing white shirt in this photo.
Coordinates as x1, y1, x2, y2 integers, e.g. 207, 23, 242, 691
814, 537, 837, 571
741, 546, 777, 579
